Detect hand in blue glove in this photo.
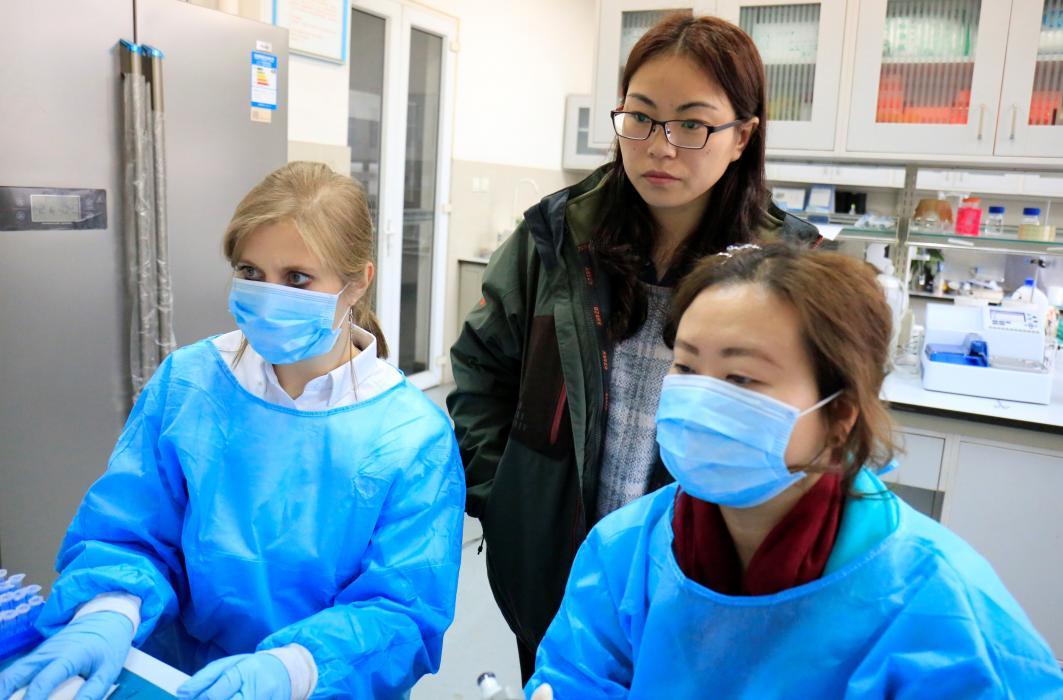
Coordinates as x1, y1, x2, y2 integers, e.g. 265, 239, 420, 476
177, 652, 291, 700
0, 611, 134, 700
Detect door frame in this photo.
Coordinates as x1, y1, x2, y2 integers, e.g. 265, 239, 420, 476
350, 0, 456, 389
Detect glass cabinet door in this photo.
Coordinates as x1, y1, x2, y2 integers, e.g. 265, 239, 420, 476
720, 0, 846, 150
847, 0, 1012, 155
589, 0, 718, 147
995, 0, 1063, 157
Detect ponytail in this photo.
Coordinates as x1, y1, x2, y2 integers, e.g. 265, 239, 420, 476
354, 298, 389, 360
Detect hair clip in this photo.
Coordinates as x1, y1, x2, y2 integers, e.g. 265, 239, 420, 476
715, 243, 762, 258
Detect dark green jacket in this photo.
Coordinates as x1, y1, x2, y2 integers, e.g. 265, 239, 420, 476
447, 167, 819, 651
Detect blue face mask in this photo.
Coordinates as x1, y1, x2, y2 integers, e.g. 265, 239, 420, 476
228, 278, 349, 365
655, 374, 841, 508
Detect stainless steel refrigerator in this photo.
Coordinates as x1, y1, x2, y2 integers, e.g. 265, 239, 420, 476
0, 0, 289, 588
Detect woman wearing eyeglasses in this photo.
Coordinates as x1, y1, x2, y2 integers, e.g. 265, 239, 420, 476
448, 13, 819, 682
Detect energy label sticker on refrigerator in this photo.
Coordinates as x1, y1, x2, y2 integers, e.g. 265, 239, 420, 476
250, 50, 278, 110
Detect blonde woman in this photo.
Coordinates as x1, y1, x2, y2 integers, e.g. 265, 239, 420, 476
0, 162, 465, 700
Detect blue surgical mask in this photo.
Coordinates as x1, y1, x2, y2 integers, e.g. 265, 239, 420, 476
656, 374, 840, 508
228, 278, 349, 365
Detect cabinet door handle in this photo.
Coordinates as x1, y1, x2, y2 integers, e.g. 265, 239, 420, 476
977, 104, 986, 141
1010, 105, 1018, 141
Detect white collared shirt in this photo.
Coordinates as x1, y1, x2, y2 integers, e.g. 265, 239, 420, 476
211, 326, 402, 410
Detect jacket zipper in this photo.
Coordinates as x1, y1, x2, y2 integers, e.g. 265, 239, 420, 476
570, 487, 585, 555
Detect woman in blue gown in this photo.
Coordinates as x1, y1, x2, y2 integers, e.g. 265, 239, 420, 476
0, 162, 465, 700
527, 244, 1063, 698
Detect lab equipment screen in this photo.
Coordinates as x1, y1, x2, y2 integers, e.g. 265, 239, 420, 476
30, 194, 81, 223
990, 310, 1026, 324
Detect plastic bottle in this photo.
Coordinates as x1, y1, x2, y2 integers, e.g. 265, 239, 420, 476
1019, 207, 1052, 241
954, 197, 982, 236
477, 672, 523, 700
1011, 277, 1050, 310
984, 206, 1005, 235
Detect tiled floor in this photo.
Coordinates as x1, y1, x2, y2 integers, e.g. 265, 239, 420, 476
412, 385, 523, 698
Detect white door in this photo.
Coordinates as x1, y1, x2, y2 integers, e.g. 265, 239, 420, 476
718, 0, 846, 151
995, 0, 1063, 158
846, 0, 1012, 156
348, 0, 455, 389
590, 0, 720, 147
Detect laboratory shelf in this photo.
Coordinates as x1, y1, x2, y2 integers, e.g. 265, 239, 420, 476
836, 226, 898, 243
834, 226, 1063, 257
906, 230, 1063, 257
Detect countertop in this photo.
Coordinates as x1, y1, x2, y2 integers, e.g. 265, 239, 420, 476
458, 255, 491, 265
883, 360, 1063, 433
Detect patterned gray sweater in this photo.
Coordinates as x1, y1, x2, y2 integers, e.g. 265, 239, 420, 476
595, 283, 674, 519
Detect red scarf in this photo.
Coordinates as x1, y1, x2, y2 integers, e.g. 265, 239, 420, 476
671, 474, 844, 596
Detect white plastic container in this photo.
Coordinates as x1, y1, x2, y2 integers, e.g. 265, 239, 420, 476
1011, 279, 1052, 334
1012, 277, 1050, 310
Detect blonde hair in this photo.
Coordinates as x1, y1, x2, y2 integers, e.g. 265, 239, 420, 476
223, 161, 389, 358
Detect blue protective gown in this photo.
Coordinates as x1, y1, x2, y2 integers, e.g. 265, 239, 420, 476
37, 339, 465, 698
528, 470, 1063, 699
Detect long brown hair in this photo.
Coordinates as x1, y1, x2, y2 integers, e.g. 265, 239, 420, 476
664, 244, 898, 484
222, 161, 389, 358
596, 13, 769, 341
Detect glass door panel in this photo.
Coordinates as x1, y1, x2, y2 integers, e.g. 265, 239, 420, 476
719, 0, 843, 150
398, 28, 443, 376
619, 9, 692, 83
590, 0, 714, 147
740, 3, 820, 122
1030, 0, 1063, 127
847, 0, 1010, 155
875, 0, 981, 126
348, 10, 386, 231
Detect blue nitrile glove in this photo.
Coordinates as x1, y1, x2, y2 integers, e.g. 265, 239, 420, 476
0, 611, 134, 700
177, 652, 291, 700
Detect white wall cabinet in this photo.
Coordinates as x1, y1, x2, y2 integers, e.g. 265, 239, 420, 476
588, 0, 1063, 163
767, 160, 906, 187
847, 0, 1063, 160
589, 0, 719, 147
994, 0, 1063, 158
847, 0, 1012, 156
943, 441, 1063, 658
717, 0, 846, 150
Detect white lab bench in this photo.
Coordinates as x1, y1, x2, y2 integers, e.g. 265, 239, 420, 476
882, 364, 1063, 662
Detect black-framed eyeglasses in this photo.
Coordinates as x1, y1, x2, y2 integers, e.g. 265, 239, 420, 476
611, 110, 745, 150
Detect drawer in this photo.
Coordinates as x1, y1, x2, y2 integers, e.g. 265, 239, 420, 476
882, 431, 944, 491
